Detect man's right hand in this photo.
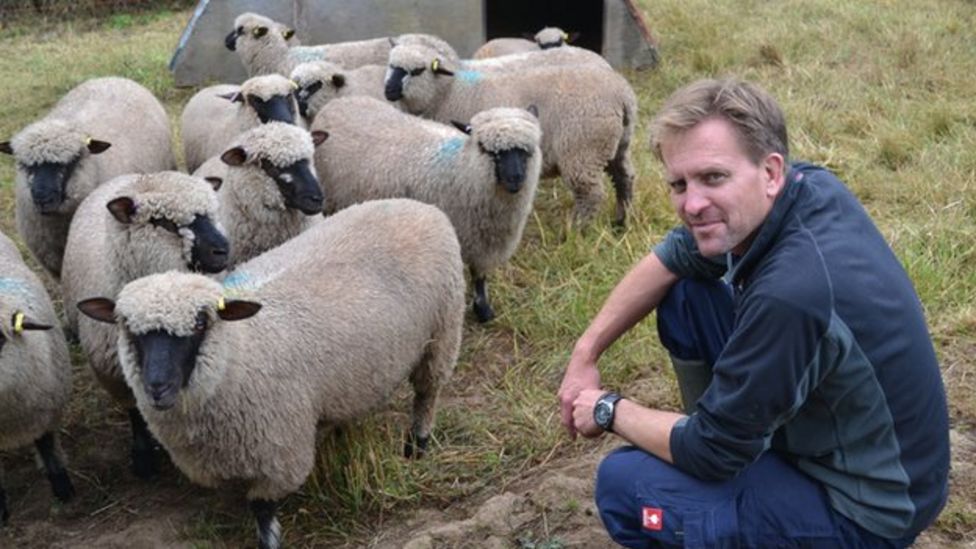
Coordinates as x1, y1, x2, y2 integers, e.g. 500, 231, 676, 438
558, 352, 602, 439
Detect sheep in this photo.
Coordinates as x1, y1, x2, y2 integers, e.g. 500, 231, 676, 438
472, 27, 578, 59
180, 74, 303, 173
0, 230, 75, 523
60, 171, 229, 479
290, 61, 387, 123
211, 121, 327, 267
312, 96, 542, 322
0, 77, 176, 277
77, 197, 466, 549
225, 12, 393, 77
384, 43, 638, 227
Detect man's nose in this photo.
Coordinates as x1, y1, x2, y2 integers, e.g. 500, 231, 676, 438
682, 186, 710, 216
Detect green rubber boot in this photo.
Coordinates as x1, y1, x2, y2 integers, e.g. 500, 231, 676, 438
670, 355, 712, 415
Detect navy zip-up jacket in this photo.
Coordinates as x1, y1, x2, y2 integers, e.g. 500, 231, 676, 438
653, 162, 950, 539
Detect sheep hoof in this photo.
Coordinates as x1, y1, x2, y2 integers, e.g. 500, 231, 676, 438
49, 471, 76, 502
473, 302, 495, 323
404, 434, 429, 459
611, 217, 627, 234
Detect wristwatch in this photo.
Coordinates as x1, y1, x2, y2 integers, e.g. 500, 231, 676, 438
593, 392, 623, 433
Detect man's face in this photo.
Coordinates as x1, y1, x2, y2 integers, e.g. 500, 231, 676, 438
661, 117, 785, 257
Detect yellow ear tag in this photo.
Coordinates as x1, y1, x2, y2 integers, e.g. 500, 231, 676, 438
562, 32, 570, 41
431, 59, 440, 72
13, 311, 25, 334
217, 297, 226, 311
290, 79, 299, 90
84, 136, 93, 146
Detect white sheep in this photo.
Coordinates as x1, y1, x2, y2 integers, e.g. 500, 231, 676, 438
384, 43, 637, 227
78, 198, 466, 549
180, 73, 303, 173
472, 27, 578, 59
60, 171, 228, 479
211, 121, 326, 267
0, 77, 176, 277
0, 230, 75, 523
290, 60, 387, 123
312, 96, 542, 322
226, 12, 393, 77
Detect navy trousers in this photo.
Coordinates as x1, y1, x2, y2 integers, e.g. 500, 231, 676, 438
594, 279, 914, 548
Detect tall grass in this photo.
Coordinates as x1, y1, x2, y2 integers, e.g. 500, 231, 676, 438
0, 0, 973, 545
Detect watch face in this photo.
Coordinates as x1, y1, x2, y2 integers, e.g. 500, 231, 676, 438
594, 402, 612, 428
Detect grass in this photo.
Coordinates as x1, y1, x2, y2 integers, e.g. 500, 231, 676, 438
1, 0, 974, 546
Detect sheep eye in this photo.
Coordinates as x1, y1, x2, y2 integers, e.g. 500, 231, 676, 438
409, 67, 425, 76
149, 217, 180, 234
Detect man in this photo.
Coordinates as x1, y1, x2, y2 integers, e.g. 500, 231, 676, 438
557, 77, 949, 547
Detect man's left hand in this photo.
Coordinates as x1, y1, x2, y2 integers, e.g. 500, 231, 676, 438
573, 389, 608, 438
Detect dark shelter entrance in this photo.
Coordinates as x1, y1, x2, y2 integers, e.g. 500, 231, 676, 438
484, 0, 605, 53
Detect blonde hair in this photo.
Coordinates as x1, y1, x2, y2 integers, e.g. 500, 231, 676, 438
650, 77, 788, 167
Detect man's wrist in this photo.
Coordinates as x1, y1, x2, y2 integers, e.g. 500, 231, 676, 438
593, 392, 624, 433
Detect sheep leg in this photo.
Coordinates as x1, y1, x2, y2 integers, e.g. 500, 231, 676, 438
128, 407, 160, 479
606, 147, 635, 229
472, 268, 495, 323
564, 167, 607, 229
33, 432, 75, 502
250, 499, 282, 549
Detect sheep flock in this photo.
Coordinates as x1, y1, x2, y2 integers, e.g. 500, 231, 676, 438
0, 11, 640, 549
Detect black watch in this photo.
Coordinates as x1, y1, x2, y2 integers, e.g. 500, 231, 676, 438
593, 392, 623, 433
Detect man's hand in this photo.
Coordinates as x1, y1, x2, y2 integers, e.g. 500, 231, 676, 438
558, 353, 601, 439
572, 389, 607, 438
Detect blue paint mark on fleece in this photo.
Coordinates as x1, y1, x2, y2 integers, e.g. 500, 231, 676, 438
455, 70, 484, 85
222, 271, 257, 296
434, 137, 465, 165
0, 277, 34, 301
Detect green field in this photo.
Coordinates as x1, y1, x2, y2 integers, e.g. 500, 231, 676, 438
0, 1, 973, 546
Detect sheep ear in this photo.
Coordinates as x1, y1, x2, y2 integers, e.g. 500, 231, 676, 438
566, 31, 580, 43
450, 121, 472, 135
282, 28, 295, 40
521, 31, 535, 40
217, 300, 262, 321
526, 105, 539, 118
218, 91, 244, 103
77, 298, 117, 324
204, 176, 223, 191
221, 147, 248, 166
431, 59, 454, 77
253, 26, 269, 38
11, 311, 53, 333
0, 141, 12, 155
87, 139, 112, 154
106, 196, 137, 224
331, 74, 346, 89
310, 130, 329, 146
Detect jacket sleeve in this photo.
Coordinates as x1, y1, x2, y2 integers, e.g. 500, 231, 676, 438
653, 226, 727, 280
669, 291, 831, 480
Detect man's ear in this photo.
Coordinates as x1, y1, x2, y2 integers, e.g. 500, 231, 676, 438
762, 152, 786, 197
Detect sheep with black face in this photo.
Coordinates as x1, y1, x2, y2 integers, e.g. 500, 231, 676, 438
312, 96, 541, 322
61, 171, 228, 478
472, 26, 579, 59
209, 122, 326, 267
0, 77, 176, 277
180, 73, 302, 173
78, 198, 465, 549
0, 230, 75, 523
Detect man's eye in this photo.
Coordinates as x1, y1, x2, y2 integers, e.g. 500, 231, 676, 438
409, 67, 425, 76
669, 180, 686, 193
150, 217, 180, 233
704, 172, 726, 184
